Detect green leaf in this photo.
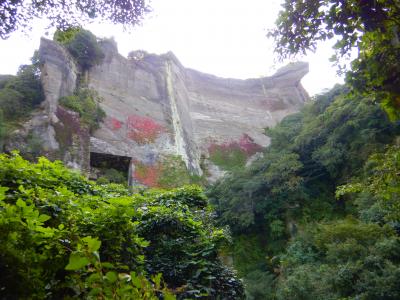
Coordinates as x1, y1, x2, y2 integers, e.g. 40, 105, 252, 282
0, 187, 8, 201
16, 198, 26, 208
153, 273, 162, 288
82, 236, 101, 252
38, 214, 51, 222
105, 271, 118, 283
65, 253, 90, 270
131, 273, 142, 288
101, 262, 115, 269
87, 273, 101, 284
164, 293, 176, 300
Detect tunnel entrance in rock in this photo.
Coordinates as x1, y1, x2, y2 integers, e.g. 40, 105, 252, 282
89, 152, 132, 185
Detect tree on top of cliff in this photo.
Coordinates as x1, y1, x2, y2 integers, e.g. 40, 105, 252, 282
55, 28, 105, 71
0, 0, 151, 39
268, 0, 400, 119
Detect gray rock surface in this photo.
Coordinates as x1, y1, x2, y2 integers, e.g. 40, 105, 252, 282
15, 38, 309, 183
86, 40, 308, 178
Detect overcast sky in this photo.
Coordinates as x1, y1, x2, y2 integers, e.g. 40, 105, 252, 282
0, 0, 343, 95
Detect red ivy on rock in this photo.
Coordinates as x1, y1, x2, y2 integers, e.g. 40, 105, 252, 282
132, 160, 161, 187
238, 134, 263, 155
126, 114, 164, 144
208, 134, 262, 157
105, 117, 122, 131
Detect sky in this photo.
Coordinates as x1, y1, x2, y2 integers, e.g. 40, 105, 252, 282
0, 0, 343, 95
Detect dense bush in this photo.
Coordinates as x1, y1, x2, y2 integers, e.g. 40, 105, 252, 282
0, 152, 244, 299
6, 61, 44, 107
0, 88, 26, 120
0, 109, 4, 149
276, 146, 400, 299
0, 56, 44, 150
97, 168, 127, 185
59, 88, 106, 133
0, 60, 43, 122
55, 28, 104, 71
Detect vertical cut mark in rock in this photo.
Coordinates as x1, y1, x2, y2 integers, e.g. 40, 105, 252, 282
165, 61, 190, 169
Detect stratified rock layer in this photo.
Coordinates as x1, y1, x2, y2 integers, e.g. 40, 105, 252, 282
35, 38, 309, 183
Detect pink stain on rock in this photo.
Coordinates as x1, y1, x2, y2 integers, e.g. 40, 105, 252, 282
126, 114, 164, 144
238, 134, 263, 155
208, 134, 263, 157
105, 117, 123, 131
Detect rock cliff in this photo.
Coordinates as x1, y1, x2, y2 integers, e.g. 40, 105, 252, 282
20, 38, 309, 185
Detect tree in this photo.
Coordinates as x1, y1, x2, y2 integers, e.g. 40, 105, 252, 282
59, 29, 105, 71
6, 63, 43, 106
0, 0, 151, 39
268, 0, 400, 119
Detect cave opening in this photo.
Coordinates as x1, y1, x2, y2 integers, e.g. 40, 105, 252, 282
89, 152, 132, 185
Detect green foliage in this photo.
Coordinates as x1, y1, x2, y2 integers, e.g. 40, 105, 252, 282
231, 234, 268, 276
0, 152, 244, 299
0, 58, 43, 122
0, 109, 4, 148
53, 27, 82, 44
208, 85, 400, 298
0, 55, 44, 151
64, 236, 174, 299
157, 155, 206, 188
59, 88, 105, 132
276, 218, 400, 300
209, 147, 247, 171
0, 0, 150, 39
157, 155, 191, 188
268, 0, 400, 118
337, 145, 400, 230
7, 62, 44, 106
0, 74, 15, 88
23, 132, 45, 161
97, 168, 127, 185
55, 29, 105, 71
0, 88, 26, 120
243, 270, 275, 300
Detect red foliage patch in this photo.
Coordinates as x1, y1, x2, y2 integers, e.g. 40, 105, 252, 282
238, 134, 263, 155
126, 115, 164, 144
132, 160, 161, 187
105, 117, 122, 131
208, 134, 263, 157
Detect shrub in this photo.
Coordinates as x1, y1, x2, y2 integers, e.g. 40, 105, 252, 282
59, 88, 105, 133
0, 109, 4, 150
0, 88, 27, 120
97, 168, 127, 184
0, 152, 244, 299
55, 28, 104, 71
53, 27, 82, 44
0, 56, 44, 146
0, 75, 14, 89
6, 63, 43, 107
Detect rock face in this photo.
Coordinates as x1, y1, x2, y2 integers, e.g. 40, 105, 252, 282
33, 38, 309, 184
